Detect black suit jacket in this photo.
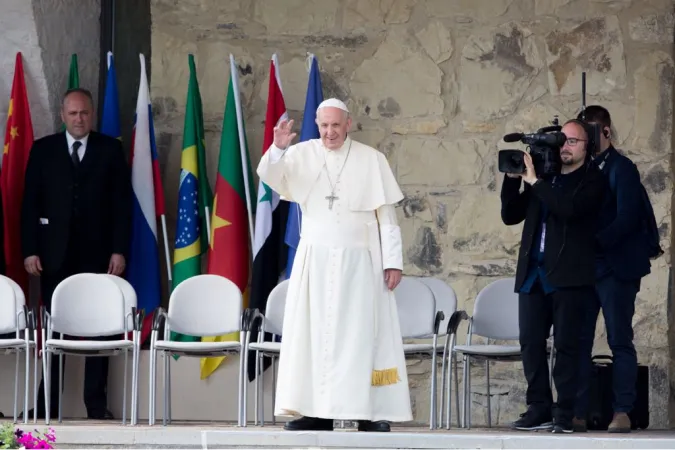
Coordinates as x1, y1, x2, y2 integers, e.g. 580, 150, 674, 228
595, 147, 651, 281
501, 163, 607, 291
21, 131, 132, 273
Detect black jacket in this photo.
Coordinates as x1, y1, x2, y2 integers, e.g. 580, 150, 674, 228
595, 147, 651, 281
21, 131, 132, 273
501, 164, 607, 291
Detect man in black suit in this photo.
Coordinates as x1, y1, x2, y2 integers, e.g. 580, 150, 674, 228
572, 106, 651, 433
501, 119, 607, 433
20, 88, 131, 420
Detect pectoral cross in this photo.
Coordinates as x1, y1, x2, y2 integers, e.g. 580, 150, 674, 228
326, 192, 338, 210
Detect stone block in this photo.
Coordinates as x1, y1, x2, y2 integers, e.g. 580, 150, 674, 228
343, 0, 417, 30
397, 137, 492, 187
424, 0, 513, 20
391, 117, 447, 135
350, 29, 444, 119
254, 0, 338, 35
545, 16, 627, 96
415, 20, 454, 64
629, 12, 674, 44
460, 22, 543, 120
632, 51, 674, 157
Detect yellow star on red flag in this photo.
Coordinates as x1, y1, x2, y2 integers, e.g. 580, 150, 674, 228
209, 194, 231, 249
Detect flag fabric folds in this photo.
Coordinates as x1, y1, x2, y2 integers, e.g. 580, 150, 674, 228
200, 54, 255, 380
2, 52, 34, 299
247, 54, 290, 381
170, 54, 212, 344
284, 54, 323, 279
127, 53, 165, 345
100, 52, 121, 140
61, 53, 79, 131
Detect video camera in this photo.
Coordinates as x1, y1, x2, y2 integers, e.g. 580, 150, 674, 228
498, 72, 601, 178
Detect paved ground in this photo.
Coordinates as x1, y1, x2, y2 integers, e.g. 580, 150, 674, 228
3, 420, 674, 449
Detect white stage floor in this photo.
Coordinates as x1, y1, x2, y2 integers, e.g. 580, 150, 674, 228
3, 420, 674, 449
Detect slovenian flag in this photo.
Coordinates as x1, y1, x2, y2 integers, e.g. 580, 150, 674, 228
126, 53, 166, 345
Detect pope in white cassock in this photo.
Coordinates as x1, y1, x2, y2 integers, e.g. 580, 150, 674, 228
256, 98, 413, 432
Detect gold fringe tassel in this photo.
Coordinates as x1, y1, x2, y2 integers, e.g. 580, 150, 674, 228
371, 367, 400, 386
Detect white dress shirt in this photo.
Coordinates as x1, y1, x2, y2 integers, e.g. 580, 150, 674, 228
65, 131, 89, 161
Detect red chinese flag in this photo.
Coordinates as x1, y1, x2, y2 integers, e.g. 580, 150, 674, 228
2, 52, 34, 296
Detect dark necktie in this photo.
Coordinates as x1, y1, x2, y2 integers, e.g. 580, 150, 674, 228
71, 141, 82, 169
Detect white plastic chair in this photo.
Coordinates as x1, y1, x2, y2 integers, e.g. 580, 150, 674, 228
0, 275, 38, 424
148, 274, 245, 426
41, 273, 140, 425
452, 278, 521, 429
246, 279, 288, 426
394, 276, 443, 430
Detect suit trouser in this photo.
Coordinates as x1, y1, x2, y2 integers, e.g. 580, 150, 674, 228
35, 244, 112, 416
519, 281, 593, 422
574, 274, 640, 417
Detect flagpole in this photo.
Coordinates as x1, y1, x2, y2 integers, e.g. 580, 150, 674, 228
204, 206, 211, 245
230, 54, 255, 245
160, 214, 172, 283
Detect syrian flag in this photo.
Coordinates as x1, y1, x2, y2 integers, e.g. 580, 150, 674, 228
247, 54, 290, 381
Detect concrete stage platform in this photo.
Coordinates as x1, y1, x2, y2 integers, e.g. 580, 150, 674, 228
5, 421, 673, 449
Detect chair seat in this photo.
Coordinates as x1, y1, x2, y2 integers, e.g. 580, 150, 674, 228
453, 344, 521, 357
403, 343, 435, 353
154, 340, 240, 353
0, 338, 32, 349
249, 341, 281, 353
46, 339, 133, 351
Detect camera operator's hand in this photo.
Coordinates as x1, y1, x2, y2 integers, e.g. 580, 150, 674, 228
521, 151, 538, 185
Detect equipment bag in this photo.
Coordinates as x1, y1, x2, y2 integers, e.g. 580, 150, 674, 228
586, 355, 649, 430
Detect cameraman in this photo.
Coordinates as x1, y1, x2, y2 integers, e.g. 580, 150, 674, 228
572, 106, 651, 433
501, 119, 607, 433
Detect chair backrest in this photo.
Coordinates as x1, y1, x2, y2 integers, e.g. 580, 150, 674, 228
0, 275, 26, 331
167, 274, 242, 337
0, 277, 17, 334
264, 280, 288, 336
101, 274, 138, 331
471, 277, 519, 340
51, 273, 126, 337
393, 276, 436, 339
416, 276, 457, 336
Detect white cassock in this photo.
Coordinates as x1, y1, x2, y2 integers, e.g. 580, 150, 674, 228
257, 136, 413, 422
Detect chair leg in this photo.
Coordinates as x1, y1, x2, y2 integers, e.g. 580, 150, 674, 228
271, 356, 277, 425
13, 351, 19, 423
254, 350, 260, 426
43, 350, 50, 426
486, 360, 491, 428
33, 331, 38, 424
462, 355, 471, 429
149, 347, 156, 426
58, 354, 64, 423
163, 352, 169, 426
242, 342, 251, 427
454, 353, 460, 428
445, 352, 452, 430
24, 344, 30, 425
259, 352, 265, 426
122, 350, 128, 425
167, 356, 172, 424
429, 350, 437, 430
439, 347, 448, 428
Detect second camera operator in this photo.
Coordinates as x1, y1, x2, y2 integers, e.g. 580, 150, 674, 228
501, 119, 607, 433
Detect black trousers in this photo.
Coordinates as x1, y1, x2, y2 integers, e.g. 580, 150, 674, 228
519, 281, 593, 422
35, 237, 112, 416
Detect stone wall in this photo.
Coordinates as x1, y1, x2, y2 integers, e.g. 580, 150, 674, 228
149, 0, 674, 427
0, 0, 100, 141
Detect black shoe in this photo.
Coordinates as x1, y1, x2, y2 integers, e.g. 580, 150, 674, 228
283, 416, 334, 431
358, 420, 390, 432
0, 411, 3, 418
87, 409, 115, 420
18, 408, 57, 420
552, 418, 573, 434
511, 408, 553, 431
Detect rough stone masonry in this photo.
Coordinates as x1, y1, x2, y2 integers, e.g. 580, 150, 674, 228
0, 0, 673, 428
